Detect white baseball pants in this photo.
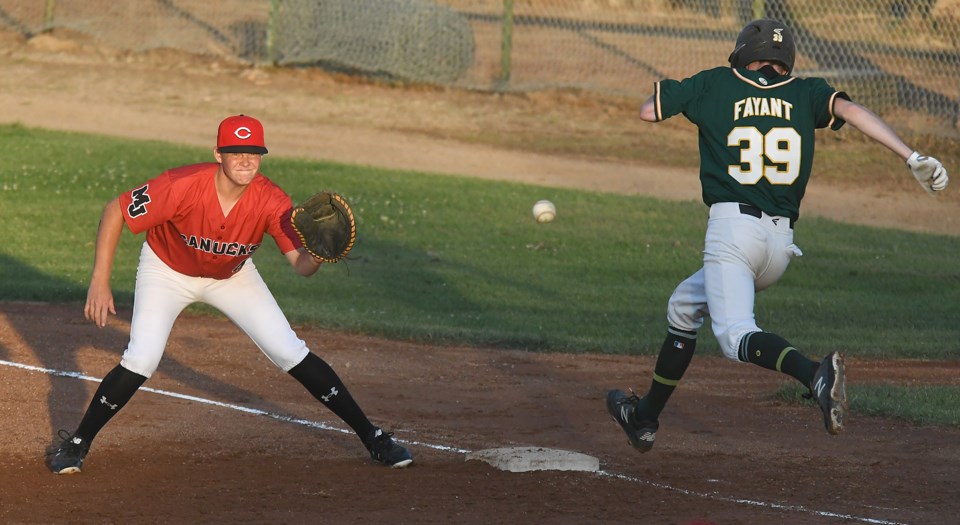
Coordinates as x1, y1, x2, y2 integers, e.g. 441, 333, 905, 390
120, 243, 310, 377
666, 202, 802, 360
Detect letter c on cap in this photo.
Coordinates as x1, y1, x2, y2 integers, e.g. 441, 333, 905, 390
234, 127, 252, 140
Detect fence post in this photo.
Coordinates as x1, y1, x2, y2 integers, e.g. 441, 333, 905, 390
266, 0, 280, 65
43, 0, 56, 33
753, 0, 765, 19
498, 0, 514, 90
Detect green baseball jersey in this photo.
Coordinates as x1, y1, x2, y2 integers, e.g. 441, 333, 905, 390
654, 66, 849, 220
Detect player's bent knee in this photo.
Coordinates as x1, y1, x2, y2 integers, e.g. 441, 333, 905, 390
666, 300, 707, 334
119, 357, 158, 379
716, 339, 741, 361
716, 323, 759, 361
261, 343, 311, 373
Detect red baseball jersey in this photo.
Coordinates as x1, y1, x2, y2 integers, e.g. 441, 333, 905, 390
118, 162, 302, 279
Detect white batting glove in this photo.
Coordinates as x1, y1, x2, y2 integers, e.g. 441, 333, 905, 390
907, 151, 949, 195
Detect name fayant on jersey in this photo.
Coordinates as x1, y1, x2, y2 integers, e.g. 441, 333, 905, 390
734, 97, 793, 122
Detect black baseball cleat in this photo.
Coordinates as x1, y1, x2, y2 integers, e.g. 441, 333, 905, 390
606, 389, 659, 453
810, 352, 848, 435
365, 427, 413, 468
48, 429, 90, 474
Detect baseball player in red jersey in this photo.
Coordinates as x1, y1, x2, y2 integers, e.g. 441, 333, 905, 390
606, 19, 949, 452
49, 115, 413, 473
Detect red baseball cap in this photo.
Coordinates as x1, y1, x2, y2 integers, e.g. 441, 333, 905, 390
217, 114, 268, 154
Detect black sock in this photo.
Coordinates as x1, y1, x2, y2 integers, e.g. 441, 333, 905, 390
637, 327, 697, 420
288, 353, 376, 442
740, 331, 819, 386
74, 364, 147, 445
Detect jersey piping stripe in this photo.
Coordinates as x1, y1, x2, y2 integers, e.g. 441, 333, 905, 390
826, 91, 846, 129
654, 81, 664, 121
731, 68, 798, 89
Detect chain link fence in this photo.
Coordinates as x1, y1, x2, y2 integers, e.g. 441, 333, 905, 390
1, 0, 958, 136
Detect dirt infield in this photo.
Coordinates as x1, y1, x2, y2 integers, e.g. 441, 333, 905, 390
2, 303, 959, 524
1, 29, 959, 524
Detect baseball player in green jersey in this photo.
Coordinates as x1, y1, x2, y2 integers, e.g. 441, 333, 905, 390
606, 18, 949, 452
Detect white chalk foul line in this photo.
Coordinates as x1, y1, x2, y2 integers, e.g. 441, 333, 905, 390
597, 470, 907, 525
0, 359, 468, 454
2, 358, 908, 525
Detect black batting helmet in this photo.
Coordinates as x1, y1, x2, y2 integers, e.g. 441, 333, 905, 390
728, 18, 795, 73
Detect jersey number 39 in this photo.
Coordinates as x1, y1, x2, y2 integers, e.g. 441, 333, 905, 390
727, 126, 801, 185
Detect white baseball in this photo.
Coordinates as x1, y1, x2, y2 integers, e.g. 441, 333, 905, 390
532, 199, 556, 223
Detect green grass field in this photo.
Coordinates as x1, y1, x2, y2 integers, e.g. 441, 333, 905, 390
2, 123, 958, 425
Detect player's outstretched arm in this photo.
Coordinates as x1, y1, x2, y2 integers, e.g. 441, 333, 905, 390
285, 248, 323, 277
85, 198, 123, 327
639, 95, 658, 122
834, 98, 948, 195
833, 98, 912, 159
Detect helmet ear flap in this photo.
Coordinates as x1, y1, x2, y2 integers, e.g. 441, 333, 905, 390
728, 44, 745, 68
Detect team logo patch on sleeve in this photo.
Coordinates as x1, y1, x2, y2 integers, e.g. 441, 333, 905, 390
127, 184, 151, 218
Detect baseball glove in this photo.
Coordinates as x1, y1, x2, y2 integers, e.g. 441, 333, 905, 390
291, 191, 357, 263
